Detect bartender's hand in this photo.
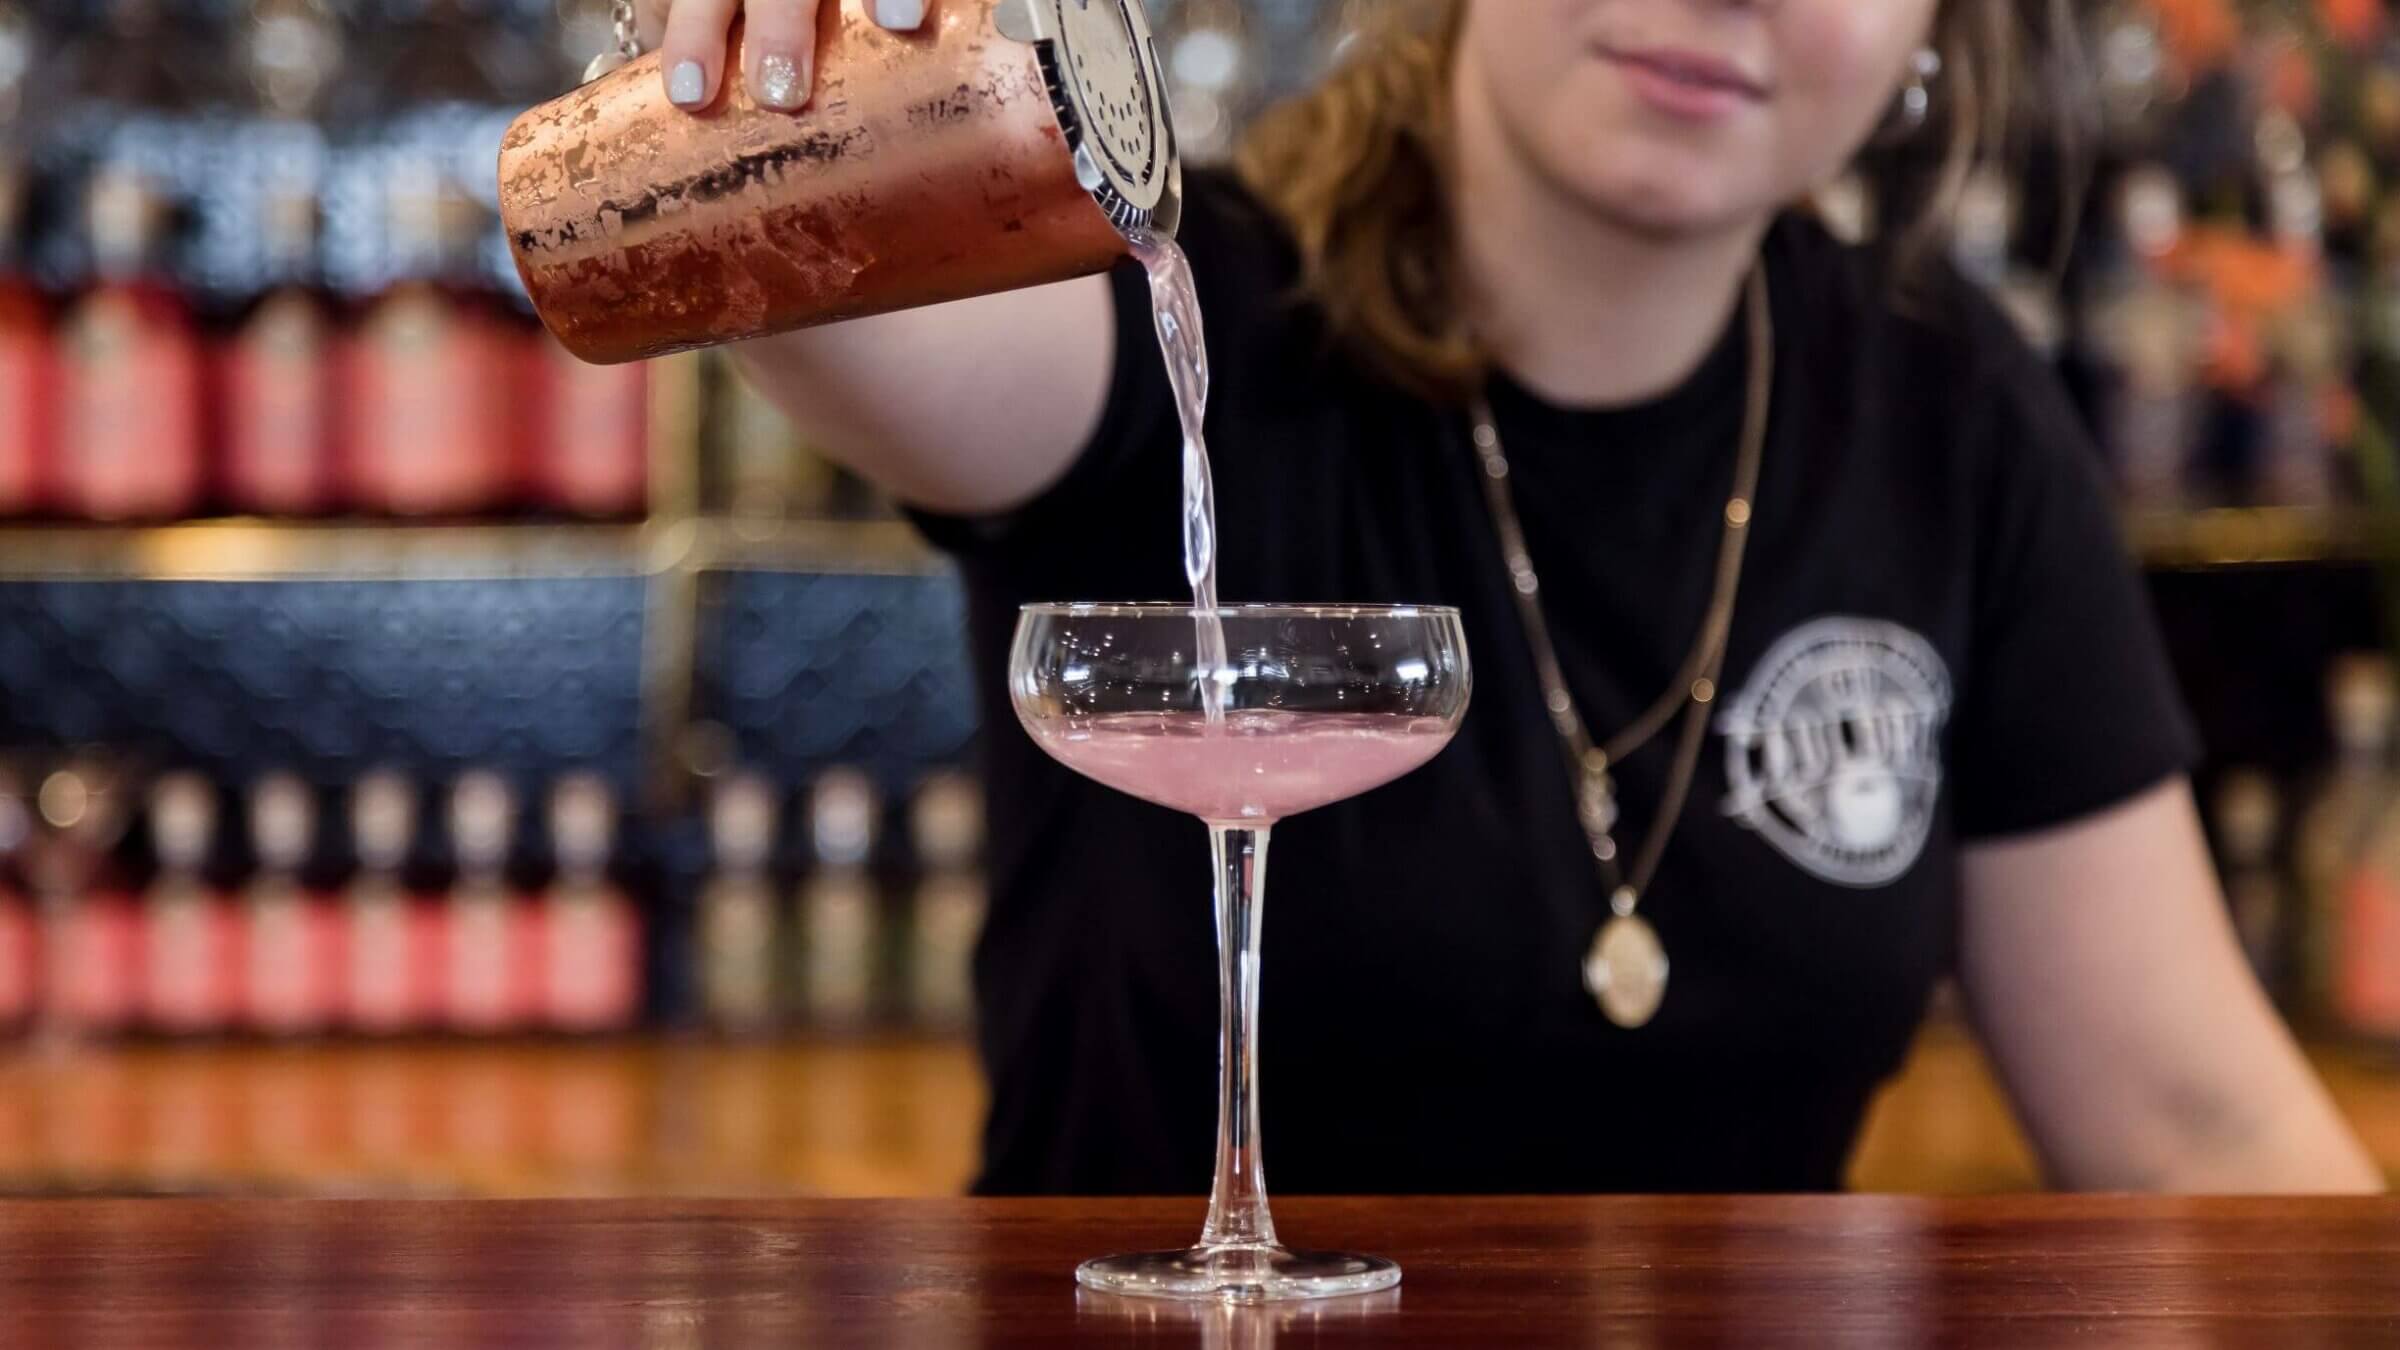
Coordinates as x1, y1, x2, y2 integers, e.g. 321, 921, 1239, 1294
636, 0, 926, 113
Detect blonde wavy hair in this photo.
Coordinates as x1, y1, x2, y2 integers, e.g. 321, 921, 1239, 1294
1235, 0, 2083, 400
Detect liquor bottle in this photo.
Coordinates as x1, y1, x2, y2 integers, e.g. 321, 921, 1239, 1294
793, 769, 880, 1031
31, 759, 140, 1036
140, 771, 236, 1035
441, 770, 532, 1033
538, 772, 640, 1032
220, 0, 343, 517
529, 336, 649, 520
343, 769, 435, 1033
0, 148, 48, 518
242, 772, 338, 1036
2257, 158, 2344, 509
0, 766, 34, 1031
2296, 654, 2400, 1027
2211, 769, 2285, 996
1953, 166, 2063, 355
697, 770, 781, 1035
905, 771, 984, 1034
2085, 164, 2203, 511
344, 158, 515, 518
223, 178, 337, 516
55, 167, 205, 521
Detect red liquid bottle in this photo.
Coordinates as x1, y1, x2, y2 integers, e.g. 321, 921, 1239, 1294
343, 769, 437, 1033
0, 771, 35, 1030
539, 773, 639, 1032
223, 183, 336, 516
441, 771, 533, 1033
241, 773, 339, 1036
56, 168, 204, 521
529, 335, 649, 519
30, 760, 141, 1037
140, 772, 237, 1035
0, 152, 50, 518
345, 160, 515, 518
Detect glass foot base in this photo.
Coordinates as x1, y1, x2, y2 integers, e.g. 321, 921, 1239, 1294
1075, 1244, 1401, 1303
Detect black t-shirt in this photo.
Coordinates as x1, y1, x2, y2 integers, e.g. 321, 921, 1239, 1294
914, 171, 2198, 1195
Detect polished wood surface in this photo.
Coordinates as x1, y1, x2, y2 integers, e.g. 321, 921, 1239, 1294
3, 1195, 2397, 1346
0, 1022, 2396, 1198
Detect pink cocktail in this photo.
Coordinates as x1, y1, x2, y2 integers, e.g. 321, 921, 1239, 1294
1024, 710, 1455, 822
1010, 603, 1472, 1302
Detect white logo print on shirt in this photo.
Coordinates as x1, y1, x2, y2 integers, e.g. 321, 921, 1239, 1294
1717, 617, 1953, 888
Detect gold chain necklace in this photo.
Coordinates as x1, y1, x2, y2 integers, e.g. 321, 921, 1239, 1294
1467, 263, 1773, 1029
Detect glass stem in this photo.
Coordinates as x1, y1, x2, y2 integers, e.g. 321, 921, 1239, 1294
1200, 823, 1277, 1251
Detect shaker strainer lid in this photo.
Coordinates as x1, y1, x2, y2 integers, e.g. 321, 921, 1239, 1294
996, 0, 1182, 240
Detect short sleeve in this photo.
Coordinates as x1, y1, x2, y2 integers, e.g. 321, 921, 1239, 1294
1947, 305, 2201, 840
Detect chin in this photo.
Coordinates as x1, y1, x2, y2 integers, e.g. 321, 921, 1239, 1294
1558, 153, 1761, 239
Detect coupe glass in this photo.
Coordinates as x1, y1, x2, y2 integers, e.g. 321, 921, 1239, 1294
1010, 603, 1473, 1302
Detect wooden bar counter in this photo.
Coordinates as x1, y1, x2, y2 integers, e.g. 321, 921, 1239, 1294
3, 1194, 2397, 1345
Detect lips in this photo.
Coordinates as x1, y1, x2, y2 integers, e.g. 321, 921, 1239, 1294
1597, 43, 1771, 123
1601, 45, 1771, 100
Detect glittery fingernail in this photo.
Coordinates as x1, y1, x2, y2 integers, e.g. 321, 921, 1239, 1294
667, 60, 707, 108
755, 53, 806, 110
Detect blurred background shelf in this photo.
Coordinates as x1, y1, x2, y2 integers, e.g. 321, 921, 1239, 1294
0, 517, 939, 583
0, 1022, 2387, 1199
2128, 508, 2400, 569
2, 507, 2390, 582
0, 520, 653, 583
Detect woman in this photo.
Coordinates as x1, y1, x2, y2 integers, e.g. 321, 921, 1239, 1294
640, 0, 2380, 1194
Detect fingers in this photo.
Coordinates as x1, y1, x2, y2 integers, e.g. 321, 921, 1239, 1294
742, 0, 825, 112
659, 0, 740, 108
870, 0, 926, 29
633, 0, 671, 50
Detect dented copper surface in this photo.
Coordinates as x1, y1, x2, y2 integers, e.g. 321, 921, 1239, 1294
499, 2, 1142, 365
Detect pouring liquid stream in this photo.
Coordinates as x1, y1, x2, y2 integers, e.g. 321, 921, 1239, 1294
1129, 231, 1229, 726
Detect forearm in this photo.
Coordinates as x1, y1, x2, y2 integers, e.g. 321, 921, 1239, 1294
730, 274, 1114, 516
2021, 1016, 2382, 1194
1963, 780, 2384, 1196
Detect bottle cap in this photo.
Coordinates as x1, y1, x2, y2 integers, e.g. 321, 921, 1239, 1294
910, 772, 983, 871
710, 771, 778, 875
249, 771, 316, 871
351, 769, 416, 873
449, 770, 517, 873
808, 768, 877, 869
150, 771, 216, 871
247, 0, 341, 117
548, 771, 616, 873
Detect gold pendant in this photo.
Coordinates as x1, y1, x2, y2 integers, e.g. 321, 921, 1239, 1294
1584, 910, 1669, 1029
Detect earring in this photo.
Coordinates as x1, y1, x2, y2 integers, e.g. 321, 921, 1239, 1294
1896, 46, 1943, 130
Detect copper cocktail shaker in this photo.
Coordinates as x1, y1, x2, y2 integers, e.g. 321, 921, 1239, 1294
498, 0, 1180, 365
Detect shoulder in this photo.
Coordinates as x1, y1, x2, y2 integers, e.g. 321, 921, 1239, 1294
1768, 214, 2099, 491
1767, 214, 2055, 413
